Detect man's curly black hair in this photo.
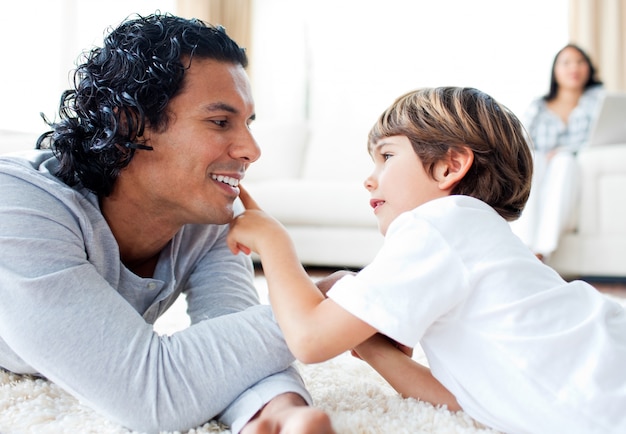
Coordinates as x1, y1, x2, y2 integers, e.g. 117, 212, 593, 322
37, 12, 247, 197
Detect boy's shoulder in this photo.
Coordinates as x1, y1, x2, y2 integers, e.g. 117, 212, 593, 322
389, 196, 501, 238
414, 195, 496, 218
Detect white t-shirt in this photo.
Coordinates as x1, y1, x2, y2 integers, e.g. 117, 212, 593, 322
328, 195, 626, 433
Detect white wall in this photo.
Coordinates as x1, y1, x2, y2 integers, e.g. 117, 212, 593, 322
253, 0, 569, 119
251, 0, 570, 179
0, 0, 175, 137
1, 0, 569, 159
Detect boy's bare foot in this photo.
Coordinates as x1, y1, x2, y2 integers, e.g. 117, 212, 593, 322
242, 392, 334, 434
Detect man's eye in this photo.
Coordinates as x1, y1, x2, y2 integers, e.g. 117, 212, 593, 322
211, 120, 228, 127
382, 153, 392, 160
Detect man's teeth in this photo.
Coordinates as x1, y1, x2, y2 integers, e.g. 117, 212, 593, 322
212, 174, 239, 187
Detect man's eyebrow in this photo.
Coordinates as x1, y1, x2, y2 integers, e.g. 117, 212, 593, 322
204, 102, 238, 114
203, 102, 256, 121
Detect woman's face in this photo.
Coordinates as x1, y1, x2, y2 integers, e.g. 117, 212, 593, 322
553, 47, 590, 91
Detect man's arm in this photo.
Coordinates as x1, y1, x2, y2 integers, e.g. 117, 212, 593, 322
180, 225, 324, 432
0, 171, 299, 432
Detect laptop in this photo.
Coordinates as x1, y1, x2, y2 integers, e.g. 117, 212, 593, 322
587, 92, 626, 147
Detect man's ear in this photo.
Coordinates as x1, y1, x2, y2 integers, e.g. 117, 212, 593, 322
435, 147, 474, 191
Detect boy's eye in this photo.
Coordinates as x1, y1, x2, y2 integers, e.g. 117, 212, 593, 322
382, 153, 392, 161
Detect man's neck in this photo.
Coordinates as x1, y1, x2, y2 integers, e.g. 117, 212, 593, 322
100, 193, 178, 278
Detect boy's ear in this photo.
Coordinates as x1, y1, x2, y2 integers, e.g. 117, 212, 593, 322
435, 146, 474, 191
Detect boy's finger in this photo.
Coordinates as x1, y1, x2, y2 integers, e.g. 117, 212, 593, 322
238, 184, 261, 210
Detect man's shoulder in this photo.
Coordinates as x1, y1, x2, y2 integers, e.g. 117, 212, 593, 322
1, 150, 73, 199
0, 149, 96, 213
0, 149, 58, 179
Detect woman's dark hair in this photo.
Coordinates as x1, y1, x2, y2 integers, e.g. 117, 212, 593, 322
37, 12, 247, 196
544, 43, 602, 101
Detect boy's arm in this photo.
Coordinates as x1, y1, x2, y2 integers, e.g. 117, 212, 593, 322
228, 187, 377, 363
353, 334, 461, 411
315, 270, 356, 295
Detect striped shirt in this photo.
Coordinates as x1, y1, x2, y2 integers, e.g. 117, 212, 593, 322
523, 85, 604, 154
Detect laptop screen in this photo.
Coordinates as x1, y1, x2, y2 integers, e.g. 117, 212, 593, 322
587, 92, 626, 147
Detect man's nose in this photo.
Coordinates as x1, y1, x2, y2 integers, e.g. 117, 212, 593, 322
232, 127, 261, 163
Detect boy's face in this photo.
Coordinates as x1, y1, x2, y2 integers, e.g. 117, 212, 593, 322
365, 135, 448, 235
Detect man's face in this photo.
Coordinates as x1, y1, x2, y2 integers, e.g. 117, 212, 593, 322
120, 58, 260, 227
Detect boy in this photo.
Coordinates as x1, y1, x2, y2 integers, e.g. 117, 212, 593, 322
228, 87, 626, 433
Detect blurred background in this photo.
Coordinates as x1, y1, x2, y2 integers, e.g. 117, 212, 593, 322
0, 0, 623, 143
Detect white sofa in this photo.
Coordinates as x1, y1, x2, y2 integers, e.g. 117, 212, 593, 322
245, 122, 626, 279
244, 121, 384, 269
546, 144, 626, 278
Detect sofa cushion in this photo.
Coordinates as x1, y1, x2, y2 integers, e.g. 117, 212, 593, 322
245, 121, 309, 183
301, 124, 374, 182
577, 144, 626, 235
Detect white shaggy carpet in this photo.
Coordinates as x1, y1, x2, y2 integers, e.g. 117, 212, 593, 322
6, 274, 621, 433
0, 349, 496, 434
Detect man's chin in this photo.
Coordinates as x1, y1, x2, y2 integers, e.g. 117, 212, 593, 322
215, 211, 235, 225
196, 205, 235, 226
221, 206, 237, 224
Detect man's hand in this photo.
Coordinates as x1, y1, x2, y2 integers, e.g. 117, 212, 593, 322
242, 392, 334, 434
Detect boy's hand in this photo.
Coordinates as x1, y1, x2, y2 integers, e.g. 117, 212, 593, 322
227, 185, 288, 256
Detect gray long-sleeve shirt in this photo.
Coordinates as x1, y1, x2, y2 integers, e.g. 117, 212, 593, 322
0, 150, 309, 433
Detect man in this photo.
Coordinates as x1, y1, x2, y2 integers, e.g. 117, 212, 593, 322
0, 12, 332, 433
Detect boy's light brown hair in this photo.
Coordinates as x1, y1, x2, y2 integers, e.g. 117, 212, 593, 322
368, 87, 532, 221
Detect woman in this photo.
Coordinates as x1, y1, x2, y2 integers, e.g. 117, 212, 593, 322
511, 43, 604, 260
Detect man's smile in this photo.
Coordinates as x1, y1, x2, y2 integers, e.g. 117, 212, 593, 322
211, 173, 240, 187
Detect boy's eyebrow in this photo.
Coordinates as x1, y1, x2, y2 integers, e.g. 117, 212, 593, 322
370, 140, 390, 151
